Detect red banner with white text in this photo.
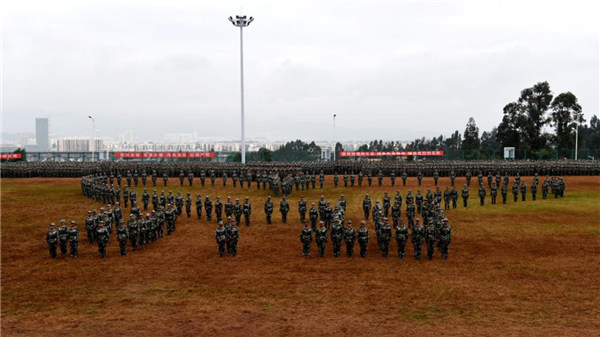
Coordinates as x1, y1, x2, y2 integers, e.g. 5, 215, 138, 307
114, 152, 215, 159
1, 153, 22, 159
338, 151, 444, 157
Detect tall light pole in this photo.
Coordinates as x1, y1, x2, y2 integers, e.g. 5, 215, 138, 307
333, 114, 337, 161
229, 15, 254, 164
574, 112, 580, 160
88, 115, 95, 162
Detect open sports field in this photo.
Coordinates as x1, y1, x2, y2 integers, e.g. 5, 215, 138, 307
1, 176, 599, 336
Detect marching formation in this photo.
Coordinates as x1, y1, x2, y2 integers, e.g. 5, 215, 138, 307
45, 166, 569, 260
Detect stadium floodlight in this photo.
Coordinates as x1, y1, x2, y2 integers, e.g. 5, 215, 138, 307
88, 116, 95, 162
228, 15, 254, 164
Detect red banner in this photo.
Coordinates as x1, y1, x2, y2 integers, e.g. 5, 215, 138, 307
338, 151, 444, 157
114, 152, 215, 159
1, 153, 22, 159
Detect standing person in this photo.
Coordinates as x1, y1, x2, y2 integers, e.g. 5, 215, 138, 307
309, 202, 318, 231
362, 194, 372, 220
216, 221, 227, 257
195, 194, 203, 220
233, 198, 243, 226
96, 222, 110, 259
478, 185, 486, 206
462, 184, 469, 208
501, 184, 508, 204
382, 192, 391, 218
298, 196, 307, 224
264, 196, 274, 224
279, 196, 290, 224
227, 220, 239, 257
512, 183, 519, 202
117, 220, 129, 256
185, 193, 192, 218
343, 221, 356, 257
204, 196, 213, 222
330, 220, 343, 257
439, 218, 452, 260
67, 221, 79, 258
127, 214, 139, 251
411, 218, 424, 260
490, 184, 498, 205
395, 218, 408, 259
243, 197, 252, 226
225, 196, 234, 218
85, 211, 96, 243
425, 220, 436, 260
214, 196, 223, 223
315, 221, 328, 258
378, 218, 392, 258
300, 222, 313, 257
521, 181, 528, 201
357, 221, 369, 258
46, 223, 59, 259
57, 220, 69, 256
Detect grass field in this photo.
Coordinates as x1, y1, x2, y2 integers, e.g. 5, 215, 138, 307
1, 176, 599, 336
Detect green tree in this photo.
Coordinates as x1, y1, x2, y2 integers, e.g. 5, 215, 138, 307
463, 117, 480, 152
550, 92, 583, 150
517, 81, 553, 149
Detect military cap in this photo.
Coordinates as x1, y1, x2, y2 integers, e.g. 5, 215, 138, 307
50, 223, 55, 227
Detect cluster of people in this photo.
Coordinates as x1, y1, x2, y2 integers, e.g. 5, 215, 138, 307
46, 201, 181, 259
46, 220, 80, 258
4, 159, 598, 179
299, 213, 451, 260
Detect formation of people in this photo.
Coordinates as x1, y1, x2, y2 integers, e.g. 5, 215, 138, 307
46, 200, 181, 259
50, 168, 568, 259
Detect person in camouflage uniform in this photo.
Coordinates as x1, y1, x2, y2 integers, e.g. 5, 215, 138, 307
450, 186, 458, 209
195, 193, 203, 220
142, 189, 150, 211
411, 218, 424, 260
225, 196, 234, 218
382, 192, 391, 218
425, 220, 436, 260
264, 196, 274, 224
417, 171, 423, 186
152, 190, 158, 210
501, 183, 508, 204
330, 219, 343, 257
395, 218, 408, 259
478, 185, 486, 206
96, 222, 110, 258
401, 170, 408, 186
298, 196, 307, 224
243, 197, 252, 226
357, 221, 369, 258
415, 190, 424, 214
300, 222, 313, 257
333, 173, 339, 188
151, 170, 158, 186
185, 193, 192, 217
343, 221, 356, 257
162, 171, 168, 187
490, 183, 498, 205
315, 221, 328, 258
362, 194, 372, 220
233, 198, 243, 226
67, 221, 79, 258
85, 211, 96, 243
439, 218, 451, 260
443, 187, 451, 210
216, 221, 227, 257
309, 202, 318, 230
378, 218, 392, 258
214, 196, 223, 223
227, 219, 239, 257
406, 200, 416, 228
531, 182, 537, 201
391, 201, 401, 227
280, 196, 290, 224
46, 223, 59, 259
57, 220, 69, 256
512, 183, 519, 202
204, 196, 213, 222
117, 220, 128, 256
520, 181, 527, 201
433, 170, 439, 186
127, 214, 139, 251
377, 170, 384, 186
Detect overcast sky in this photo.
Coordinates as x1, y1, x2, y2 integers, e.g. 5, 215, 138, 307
2, 0, 598, 142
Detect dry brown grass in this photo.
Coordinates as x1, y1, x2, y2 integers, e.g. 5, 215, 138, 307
1, 176, 599, 336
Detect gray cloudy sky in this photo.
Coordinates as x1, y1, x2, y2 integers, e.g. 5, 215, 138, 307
2, 0, 598, 142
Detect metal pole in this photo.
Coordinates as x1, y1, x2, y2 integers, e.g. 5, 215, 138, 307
333, 114, 336, 161
575, 116, 579, 160
88, 116, 95, 162
240, 26, 246, 164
